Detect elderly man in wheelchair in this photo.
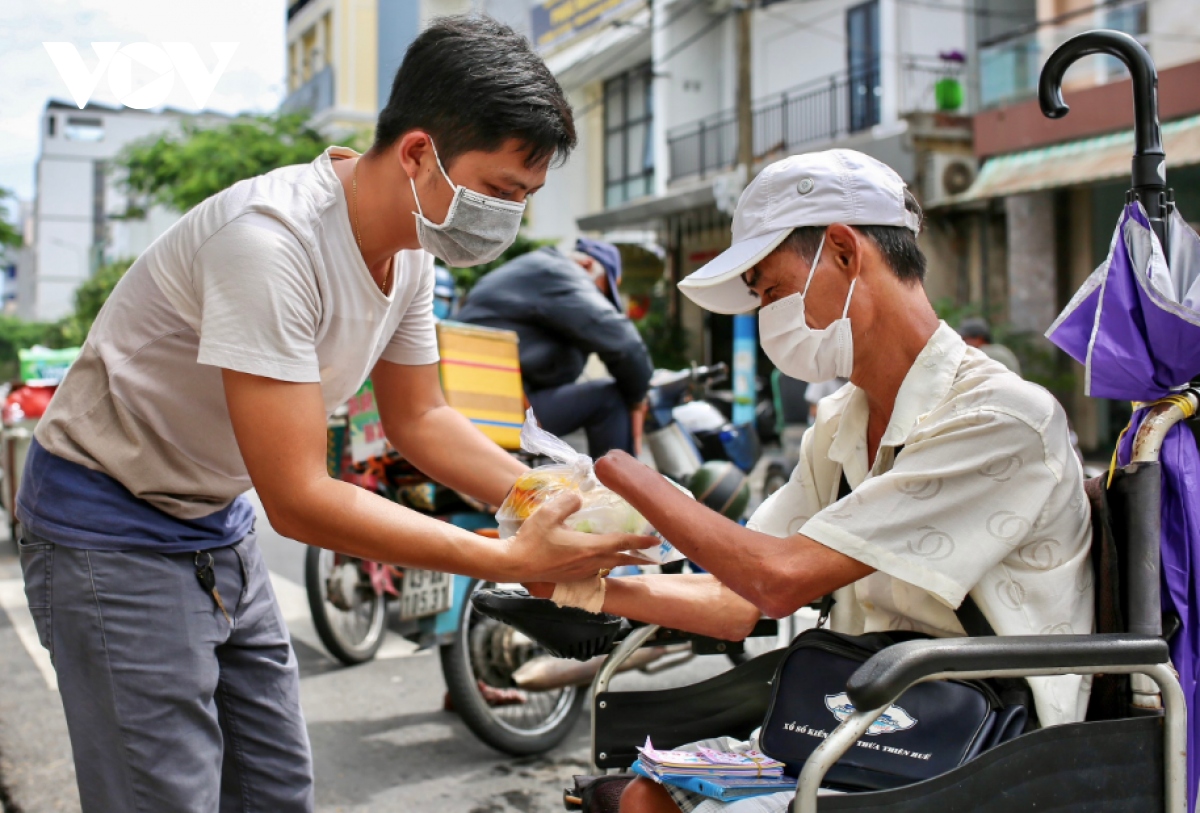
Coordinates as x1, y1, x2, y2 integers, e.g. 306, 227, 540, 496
498, 148, 1188, 813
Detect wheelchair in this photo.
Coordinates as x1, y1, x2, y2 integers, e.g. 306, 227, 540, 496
566, 387, 1194, 813
571, 31, 1195, 811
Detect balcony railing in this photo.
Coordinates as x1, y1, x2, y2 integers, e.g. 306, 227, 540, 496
281, 64, 335, 117
667, 60, 953, 183
979, 0, 1147, 109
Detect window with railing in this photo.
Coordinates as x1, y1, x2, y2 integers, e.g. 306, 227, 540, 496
979, 0, 1148, 109
604, 64, 655, 209
667, 59, 947, 183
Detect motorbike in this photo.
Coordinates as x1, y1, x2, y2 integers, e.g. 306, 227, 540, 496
643, 363, 759, 512
305, 364, 773, 756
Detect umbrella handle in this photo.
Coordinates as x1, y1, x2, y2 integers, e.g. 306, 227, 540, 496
1038, 30, 1171, 252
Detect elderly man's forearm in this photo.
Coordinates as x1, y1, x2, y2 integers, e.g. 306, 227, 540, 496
602, 575, 762, 641
595, 451, 869, 617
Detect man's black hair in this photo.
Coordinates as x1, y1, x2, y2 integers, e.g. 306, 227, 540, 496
374, 15, 576, 169
779, 189, 927, 284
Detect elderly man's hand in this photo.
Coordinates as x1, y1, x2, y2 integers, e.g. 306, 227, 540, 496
594, 449, 647, 498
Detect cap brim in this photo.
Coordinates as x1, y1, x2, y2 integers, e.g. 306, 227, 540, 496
677, 229, 790, 314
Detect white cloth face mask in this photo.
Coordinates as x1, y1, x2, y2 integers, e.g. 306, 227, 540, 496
758, 231, 857, 383
409, 139, 526, 267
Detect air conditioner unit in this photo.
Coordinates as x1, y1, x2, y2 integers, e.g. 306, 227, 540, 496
923, 152, 978, 208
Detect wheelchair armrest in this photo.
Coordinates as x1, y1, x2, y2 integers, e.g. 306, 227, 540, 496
645, 617, 779, 645
846, 633, 1169, 711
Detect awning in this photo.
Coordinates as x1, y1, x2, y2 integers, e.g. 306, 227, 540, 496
577, 183, 716, 232
545, 7, 650, 88
944, 113, 1200, 206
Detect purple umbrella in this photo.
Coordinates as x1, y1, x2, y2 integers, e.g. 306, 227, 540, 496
1043, 31, 1200, 810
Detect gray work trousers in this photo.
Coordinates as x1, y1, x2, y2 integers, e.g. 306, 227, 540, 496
18, 530, 314, 813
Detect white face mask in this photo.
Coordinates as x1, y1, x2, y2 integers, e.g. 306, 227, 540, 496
758, 232, 857, 383
409, 138, 526, 267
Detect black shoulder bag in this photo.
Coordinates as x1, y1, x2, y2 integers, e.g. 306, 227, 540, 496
758, 470, 1033, 792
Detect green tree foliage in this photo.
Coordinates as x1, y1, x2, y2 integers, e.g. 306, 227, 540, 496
0, 259, 137, 381
119, 111, 364, 213
634, 290, 691, 370
0, 318, 58, 381
0, 188, 22, 249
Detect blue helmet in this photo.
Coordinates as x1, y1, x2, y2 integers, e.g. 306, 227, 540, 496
433, 264, 456, 320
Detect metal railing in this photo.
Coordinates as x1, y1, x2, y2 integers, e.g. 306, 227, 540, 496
281, 64, 335, 117
667, 61, 952, 183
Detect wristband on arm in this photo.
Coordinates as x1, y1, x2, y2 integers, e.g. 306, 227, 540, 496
550, 574, 608, 614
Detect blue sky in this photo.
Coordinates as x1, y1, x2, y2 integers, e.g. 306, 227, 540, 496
0, 0, 288, 211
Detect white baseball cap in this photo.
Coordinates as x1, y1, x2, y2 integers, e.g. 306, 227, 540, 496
678, 149, 921, 314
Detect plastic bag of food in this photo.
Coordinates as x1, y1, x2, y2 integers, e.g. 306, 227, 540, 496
497, 410, 686, 564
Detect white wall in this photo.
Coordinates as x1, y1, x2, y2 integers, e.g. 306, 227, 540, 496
33, 157, 93, 321
31, 105, 217, 321
893, 0, 969, 112
660, 2, 734, 134
525, 84, 599, 246
753, 0, 853, 100
1149, 0, 1200, 72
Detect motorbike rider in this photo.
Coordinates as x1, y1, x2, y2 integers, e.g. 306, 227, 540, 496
525, 149, 1093, 813
15, 16, 652, 813
457, 237, 653, 457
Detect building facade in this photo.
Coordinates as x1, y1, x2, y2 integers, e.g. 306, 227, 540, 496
940, 0, 1200, 452
26, 101, 227, 323
521, 0, 975, 368
282, 0, 492, 141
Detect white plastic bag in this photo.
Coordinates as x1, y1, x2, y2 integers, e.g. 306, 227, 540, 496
496, 410, 686, 564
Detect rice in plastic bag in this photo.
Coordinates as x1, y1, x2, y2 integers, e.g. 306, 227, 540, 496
497, 409, 686, 564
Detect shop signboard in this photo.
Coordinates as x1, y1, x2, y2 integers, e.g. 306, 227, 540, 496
530, 0, 644, 54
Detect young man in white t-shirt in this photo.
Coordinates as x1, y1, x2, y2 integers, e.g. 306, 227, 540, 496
17, 16, 651, 813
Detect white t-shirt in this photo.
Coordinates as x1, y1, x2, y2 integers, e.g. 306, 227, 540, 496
35, 146, 438, 519
748, 323, 1094, 727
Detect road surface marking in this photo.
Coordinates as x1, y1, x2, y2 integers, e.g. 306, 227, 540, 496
268, 569, 421, 661
0, 578, 57, 690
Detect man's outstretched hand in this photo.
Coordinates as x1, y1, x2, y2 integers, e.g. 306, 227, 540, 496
498, 491, 655, 584
594, 449, 738, 569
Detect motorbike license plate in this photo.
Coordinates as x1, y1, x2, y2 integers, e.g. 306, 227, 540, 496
398, 568, 454, 620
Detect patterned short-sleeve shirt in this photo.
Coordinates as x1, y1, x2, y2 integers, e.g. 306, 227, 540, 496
748, 322, 1093, 726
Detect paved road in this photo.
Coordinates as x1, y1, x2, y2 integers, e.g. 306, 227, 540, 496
0, 495, 745, 813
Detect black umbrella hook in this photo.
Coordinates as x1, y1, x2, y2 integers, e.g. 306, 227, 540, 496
1038, 30, 1173, 254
